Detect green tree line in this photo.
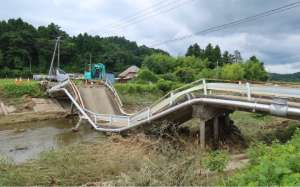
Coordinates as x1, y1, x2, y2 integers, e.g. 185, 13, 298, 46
0, 18, 268, 83
0, 18, 167, 77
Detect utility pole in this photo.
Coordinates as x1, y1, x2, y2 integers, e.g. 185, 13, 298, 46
57, 36, 61, 68
216, 60, 219, 79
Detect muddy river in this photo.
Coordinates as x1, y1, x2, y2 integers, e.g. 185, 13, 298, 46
0, 119, 103, 164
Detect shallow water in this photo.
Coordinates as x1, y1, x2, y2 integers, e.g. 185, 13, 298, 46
0, 118, 102, 164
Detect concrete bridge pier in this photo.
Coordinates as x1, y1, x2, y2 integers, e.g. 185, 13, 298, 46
193, 104, 231, 149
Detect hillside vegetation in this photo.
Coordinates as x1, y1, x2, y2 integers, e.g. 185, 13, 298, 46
270, 72, 300, 82
0, 18, 166, 77
0, 18, 268, 84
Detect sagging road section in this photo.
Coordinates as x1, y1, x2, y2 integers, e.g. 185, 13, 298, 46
78, 85, 120, 115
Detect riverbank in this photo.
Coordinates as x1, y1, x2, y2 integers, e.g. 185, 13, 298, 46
1, 80, 300, 186
0, 133, 247, 186
0, 79, 69, 125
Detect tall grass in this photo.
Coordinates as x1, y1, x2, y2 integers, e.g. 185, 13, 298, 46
0, 135, 220, 186
226, 130, 300, 186
0, 79, 44, 98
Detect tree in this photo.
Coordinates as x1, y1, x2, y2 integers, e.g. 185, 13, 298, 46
221, 64, 245, 80
233, 50, 242, 63
221, 51, 233, 65
198, 68, 216, 79
176, 56, 206, 71
174, 67, 196, 83
243, 56, 268, 81
213, 45, 222, 64
204, 43, 217, 68
0, 18, 167, 76
136, 69, 158, 83
0, 50, 3, 67
142, 54, 176, 74
185, 43, 203, 58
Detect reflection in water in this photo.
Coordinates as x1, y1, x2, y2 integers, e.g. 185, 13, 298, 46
0, 119, 102, 164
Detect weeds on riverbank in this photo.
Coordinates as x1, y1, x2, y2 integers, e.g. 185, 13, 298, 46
0, 79, 44, 98
225, 129, 300, 186
0, 136, 148, 185
231, 112, 300, 144
0, 134, 230, 186
115, 84, 163, 112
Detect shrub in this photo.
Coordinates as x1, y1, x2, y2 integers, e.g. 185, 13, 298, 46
221, 63, 245, 80
0, 81, 44, 97
115, 83, 159, 94
197, 68, 216, 79
156, 79, 174, 93
136, 69, 158, 83
227, 129, 300, 186
142, 54, 177, 74
202, 151, 229, 172
159, 73, 178, 82
174, 67, 196, 83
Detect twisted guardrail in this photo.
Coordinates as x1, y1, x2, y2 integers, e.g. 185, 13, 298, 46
48, 79, 300, 133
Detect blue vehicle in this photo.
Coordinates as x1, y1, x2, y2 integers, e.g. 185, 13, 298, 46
84, 63, 106, 80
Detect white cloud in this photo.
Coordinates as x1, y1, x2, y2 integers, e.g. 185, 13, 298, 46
0, 0, 300, 73
266, 62, 300, 74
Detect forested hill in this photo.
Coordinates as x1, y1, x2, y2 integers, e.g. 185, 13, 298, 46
0, 18, 167, 77
270, 72, 300, 82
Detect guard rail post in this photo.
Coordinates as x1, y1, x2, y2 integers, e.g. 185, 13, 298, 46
147, 107, 151, 120
127, 117, 130, 126
203, 79, 207, 95
246, 82, 251, 101
170, 92, 174, 105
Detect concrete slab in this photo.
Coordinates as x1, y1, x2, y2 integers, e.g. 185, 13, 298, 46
32, 98, 65, 113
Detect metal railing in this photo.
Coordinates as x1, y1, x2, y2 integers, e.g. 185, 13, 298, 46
48, 79, 300, 132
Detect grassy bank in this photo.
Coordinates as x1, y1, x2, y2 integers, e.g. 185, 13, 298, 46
0, 79, 44, 110
0, 79, 44, 98
225, 130, 300, 186
232, 112, 300, 144
1, 82, 298, 186
115, 83, 163, 112
0, 135, 227, 186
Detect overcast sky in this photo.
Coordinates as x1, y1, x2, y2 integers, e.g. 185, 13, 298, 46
1, 0, 300, 74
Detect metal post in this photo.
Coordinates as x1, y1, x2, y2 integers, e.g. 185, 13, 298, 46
94, 114, 97, 123
169, 92, 174, 105
110, 116, 113, 125
246, 82, 251, 101
70, 103, 74, 114
203, 79, 207, 95
199, 119, 206, 149
127, 117, 130, 126
72, 117, 83, 132
57, 37, 60, 68
48, 39, 58, 76
147, 107, 151, 120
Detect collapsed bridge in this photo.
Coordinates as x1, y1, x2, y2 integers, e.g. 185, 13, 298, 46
48, 78, 300, 147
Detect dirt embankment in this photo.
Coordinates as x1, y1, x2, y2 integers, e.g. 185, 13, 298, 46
0, 96, 69, 125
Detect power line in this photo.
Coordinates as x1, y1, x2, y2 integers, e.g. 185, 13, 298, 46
107, 0, 196, 32
150, 1, 300, 47
105, 0, 176, 28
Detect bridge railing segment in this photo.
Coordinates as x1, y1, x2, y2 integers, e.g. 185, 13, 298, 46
48, 78, 300, 132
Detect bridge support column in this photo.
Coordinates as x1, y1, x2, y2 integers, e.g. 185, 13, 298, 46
199, 119, 206, 149
213, 116, 219, 148
193, 104, 230, 149
224, 112, 230, 127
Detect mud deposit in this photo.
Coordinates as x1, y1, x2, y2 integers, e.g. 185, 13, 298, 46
0, 119, 103, 163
